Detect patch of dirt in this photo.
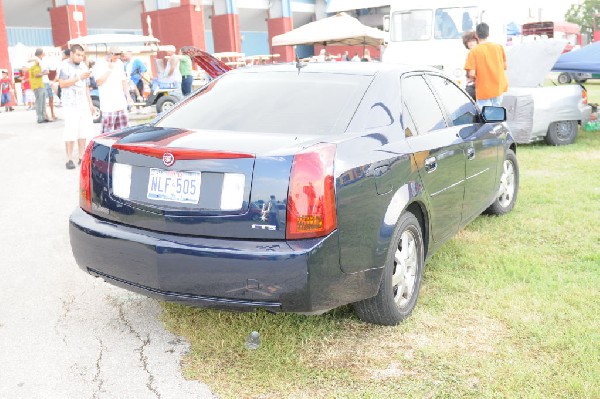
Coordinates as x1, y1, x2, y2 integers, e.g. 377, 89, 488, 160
303, 311, 508, 383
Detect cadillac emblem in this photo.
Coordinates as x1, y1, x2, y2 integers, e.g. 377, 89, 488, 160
162, 153, 175, 167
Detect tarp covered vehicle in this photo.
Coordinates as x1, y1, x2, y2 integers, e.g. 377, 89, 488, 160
552, 41, 600, 84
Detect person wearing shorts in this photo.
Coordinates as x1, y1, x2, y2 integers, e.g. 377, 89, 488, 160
58, 44, 95, 170
1, 70, 14, 112
95, 46, 132, 134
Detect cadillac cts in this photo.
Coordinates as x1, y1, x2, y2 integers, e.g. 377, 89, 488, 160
70, 61, 519, 326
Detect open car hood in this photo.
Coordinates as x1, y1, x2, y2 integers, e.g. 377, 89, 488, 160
181, 46, 232, 79
506, 39, 567, 88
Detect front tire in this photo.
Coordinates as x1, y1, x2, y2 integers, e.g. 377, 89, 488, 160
353, 212, 424, 326
545, 120, 578, 145
557, 73, 572, 84
486, 149, 519, 215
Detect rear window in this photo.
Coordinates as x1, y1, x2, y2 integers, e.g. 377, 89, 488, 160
156, 71, 372, 135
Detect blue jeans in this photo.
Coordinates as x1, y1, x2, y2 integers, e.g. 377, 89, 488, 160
181, 75, 193, 96
477, 95, 504, 108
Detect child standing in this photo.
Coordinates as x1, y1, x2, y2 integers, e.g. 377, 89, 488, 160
21, 67, 35, 110
1, 70, 15, 112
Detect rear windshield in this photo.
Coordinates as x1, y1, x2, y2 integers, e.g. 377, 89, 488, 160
156, 71, 372, 135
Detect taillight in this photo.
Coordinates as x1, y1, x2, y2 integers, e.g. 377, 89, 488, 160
582, 87, 588, 104
79, 139, 95, 213
286, 143, 337, 240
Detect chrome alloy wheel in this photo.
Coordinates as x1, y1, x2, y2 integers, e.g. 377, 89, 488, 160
553, 121, 576, 141
392, 229, 418, 307
498, 158, 516, 208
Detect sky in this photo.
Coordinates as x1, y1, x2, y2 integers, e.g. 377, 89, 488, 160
502, 0, 581, 23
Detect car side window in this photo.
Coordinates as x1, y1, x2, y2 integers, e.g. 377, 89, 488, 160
401, 75, 447, 135
426, 74, 478, 126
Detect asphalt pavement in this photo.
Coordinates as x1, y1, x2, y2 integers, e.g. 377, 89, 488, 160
0, 106, 214, 398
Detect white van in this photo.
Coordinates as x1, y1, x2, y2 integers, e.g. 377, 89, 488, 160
382, 0, 506, 86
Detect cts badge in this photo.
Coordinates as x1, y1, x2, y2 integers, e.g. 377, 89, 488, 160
162, 153, 175, 167
252, 224, 277, 231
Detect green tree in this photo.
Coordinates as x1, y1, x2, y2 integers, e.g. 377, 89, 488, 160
565, 0, 600, 41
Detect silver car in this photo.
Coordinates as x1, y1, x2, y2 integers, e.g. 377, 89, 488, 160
502, 39, 591, 145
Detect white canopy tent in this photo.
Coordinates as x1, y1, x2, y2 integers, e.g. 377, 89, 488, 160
326, 0, 391, 13
67, 34, 162, 59
272, 12, 385, 47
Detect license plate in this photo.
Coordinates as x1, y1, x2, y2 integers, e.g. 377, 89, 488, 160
147, 168, 201, 204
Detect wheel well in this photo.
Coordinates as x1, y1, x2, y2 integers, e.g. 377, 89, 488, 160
509, 143, 517, 154
405, 202, 429, 259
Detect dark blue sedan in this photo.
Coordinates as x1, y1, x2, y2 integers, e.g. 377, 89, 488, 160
70, 61, 518, 326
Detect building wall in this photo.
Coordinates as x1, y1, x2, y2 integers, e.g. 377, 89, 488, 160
7, 28, 54, 47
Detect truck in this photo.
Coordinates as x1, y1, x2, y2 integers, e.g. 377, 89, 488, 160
381, 1, 591, 145
382, 0, 507, 87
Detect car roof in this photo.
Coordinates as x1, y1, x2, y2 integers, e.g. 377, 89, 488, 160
227, 62, 439, 77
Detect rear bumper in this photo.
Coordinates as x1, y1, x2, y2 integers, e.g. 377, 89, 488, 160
69, 208, 381, 313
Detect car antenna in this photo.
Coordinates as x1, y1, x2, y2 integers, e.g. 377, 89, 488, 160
295, 49, 306, 75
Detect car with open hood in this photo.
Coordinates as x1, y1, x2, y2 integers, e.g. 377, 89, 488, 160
503, 39, 591, 145
69, 54, 519, 326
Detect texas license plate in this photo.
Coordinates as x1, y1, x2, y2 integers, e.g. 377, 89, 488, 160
147, 168, 201, 204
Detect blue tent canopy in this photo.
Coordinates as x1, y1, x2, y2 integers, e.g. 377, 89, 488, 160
552, 41, 600, 73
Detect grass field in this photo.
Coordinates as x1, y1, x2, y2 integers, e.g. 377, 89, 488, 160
161, 127, 600, 399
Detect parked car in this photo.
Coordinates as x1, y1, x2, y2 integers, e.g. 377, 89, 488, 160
69, 60, 519, 326
553, 41, 600, 84
556, 72, 599, 85
503, 39, 591, 145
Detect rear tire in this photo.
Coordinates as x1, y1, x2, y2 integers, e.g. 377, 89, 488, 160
353, 212, 424, 326
557, 73, 572, 84
486, 149, 518, 215
156, 95, 178, 114
545, 120, 578, 146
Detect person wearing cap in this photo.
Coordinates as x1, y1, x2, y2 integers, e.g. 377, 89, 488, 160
161, 45, 182, 94
94, 46, 133, 134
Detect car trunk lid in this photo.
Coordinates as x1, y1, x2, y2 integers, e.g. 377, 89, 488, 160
88, 126, 324, 239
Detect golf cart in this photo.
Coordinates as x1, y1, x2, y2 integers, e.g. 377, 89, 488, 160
68, 34, 182, 122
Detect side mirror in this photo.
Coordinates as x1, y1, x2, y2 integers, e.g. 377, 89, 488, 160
481, 106, 506, 122
383, 15, 390, 32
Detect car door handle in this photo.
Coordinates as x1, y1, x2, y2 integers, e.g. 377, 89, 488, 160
424, 157, 437, 173
467, 147, 475, 160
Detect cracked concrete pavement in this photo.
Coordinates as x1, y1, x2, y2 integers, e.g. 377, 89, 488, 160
0, 107, 215, 399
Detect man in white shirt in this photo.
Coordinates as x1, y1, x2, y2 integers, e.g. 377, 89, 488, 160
161, 45, 182, 95
58, 44, 94, 170
94, 46, 133, 133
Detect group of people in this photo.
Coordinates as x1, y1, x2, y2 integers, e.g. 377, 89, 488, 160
314, 48, 372, 62
462, 22, 508, 107
13, 44, 194, 170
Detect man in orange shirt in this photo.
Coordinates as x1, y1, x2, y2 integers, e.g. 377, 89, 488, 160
464, 23, 508, 107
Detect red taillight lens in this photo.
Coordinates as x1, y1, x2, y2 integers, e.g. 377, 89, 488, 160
582, 88, 588, 104
286, 143, 337, 240
79, 140, 95, 213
